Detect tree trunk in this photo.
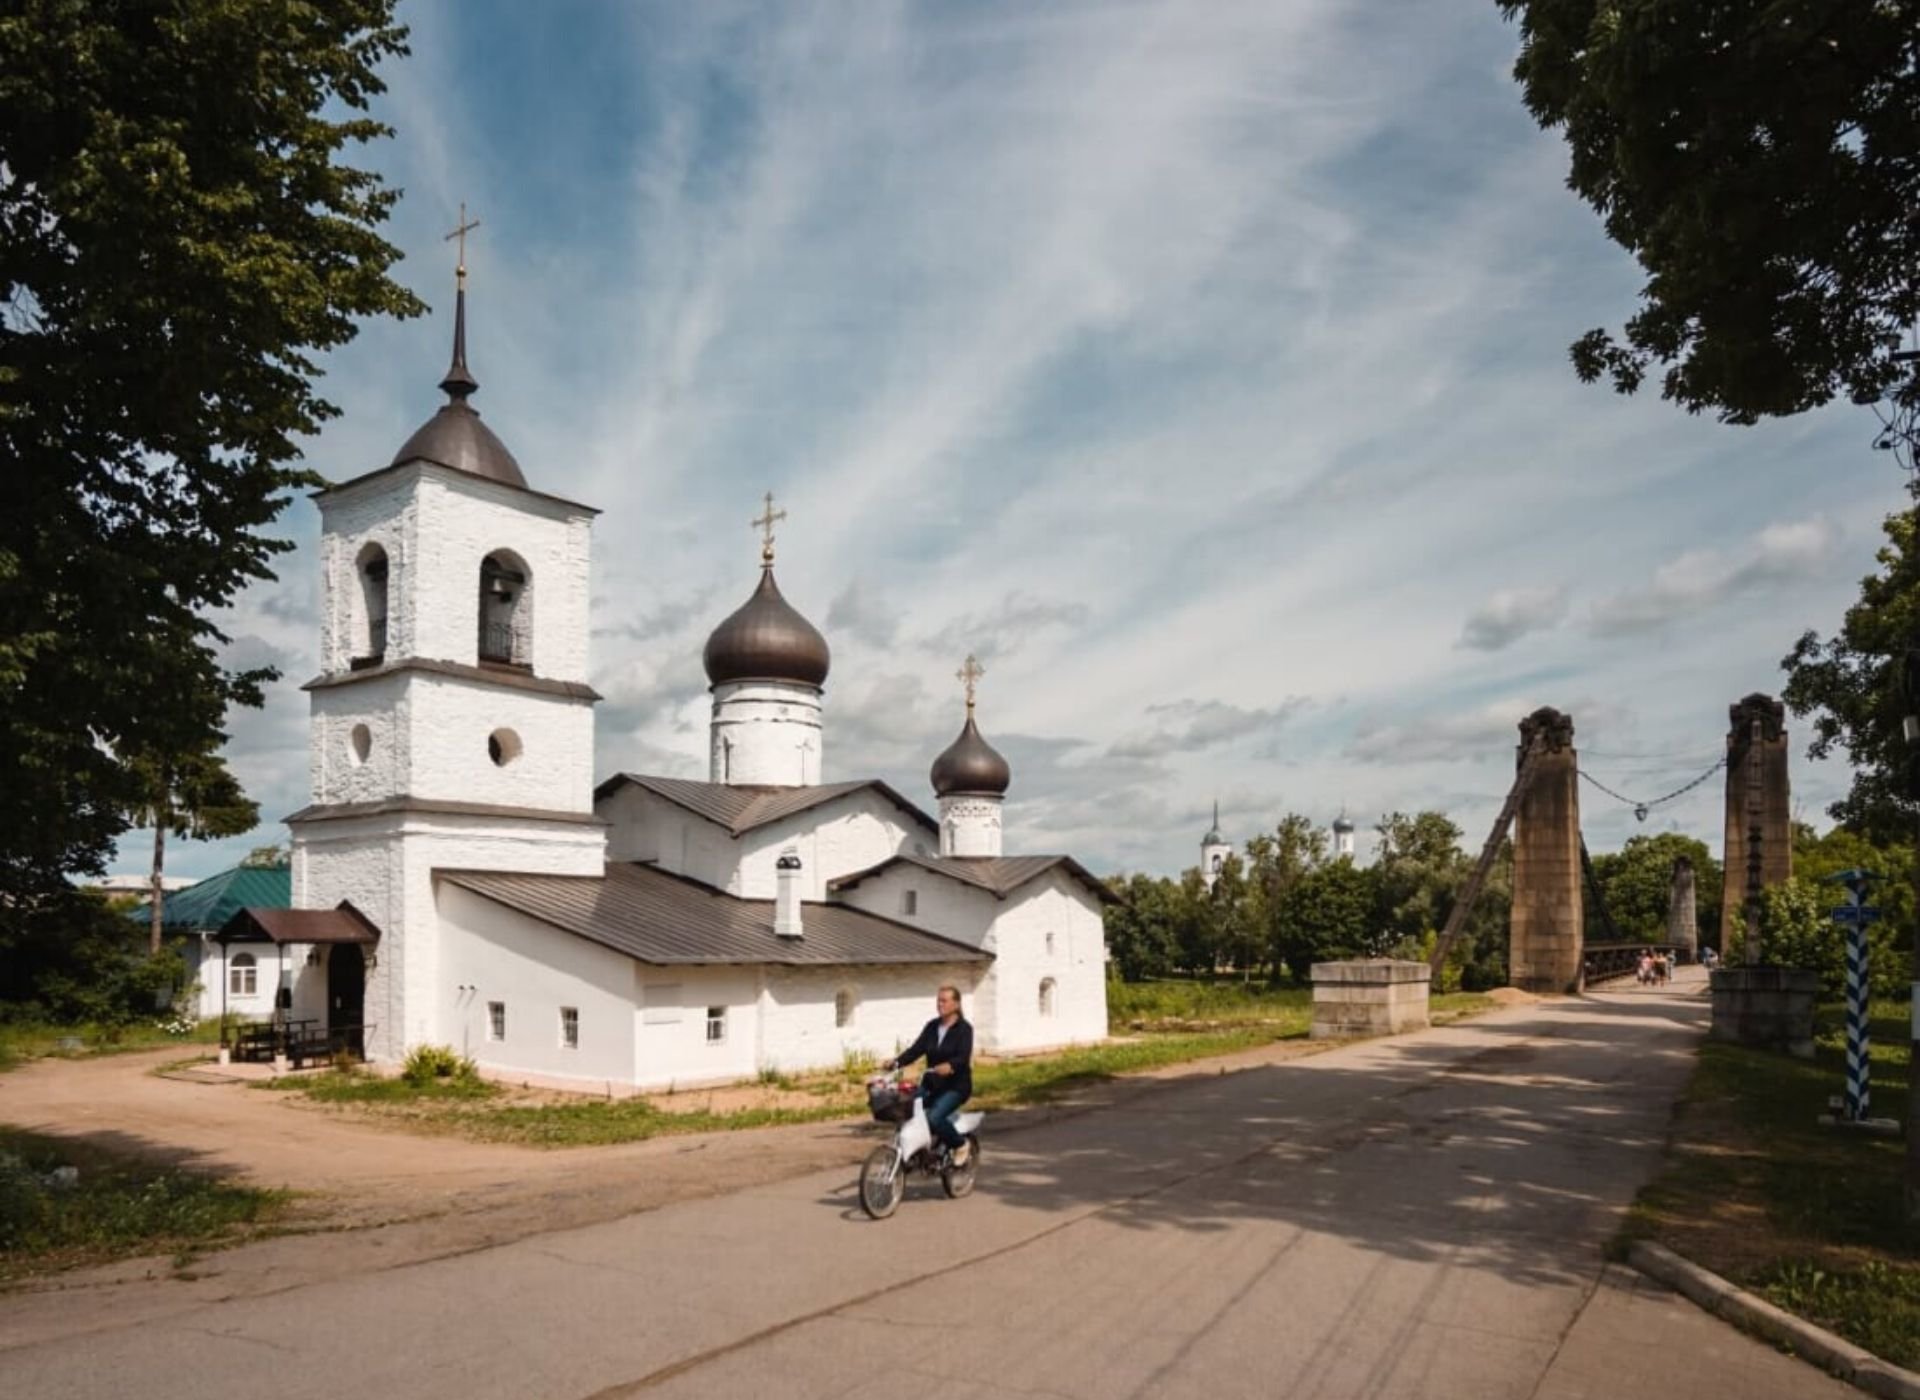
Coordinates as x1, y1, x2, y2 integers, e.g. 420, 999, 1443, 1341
149, 818, 166, 958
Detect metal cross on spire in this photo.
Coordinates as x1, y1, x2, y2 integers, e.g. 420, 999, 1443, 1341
445, 202, 482, 286
957, 654, 985, 715
752, 491, 787, 566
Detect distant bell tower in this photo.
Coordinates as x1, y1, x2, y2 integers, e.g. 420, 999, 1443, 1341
1200, 802, 1232, 890
1332, 811, 1356, 861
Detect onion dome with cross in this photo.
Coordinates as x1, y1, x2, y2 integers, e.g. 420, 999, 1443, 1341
389, 204, 526, 488
702, 493, 831, 688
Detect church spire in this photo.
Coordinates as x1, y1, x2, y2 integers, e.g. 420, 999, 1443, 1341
439, 203, 482, 402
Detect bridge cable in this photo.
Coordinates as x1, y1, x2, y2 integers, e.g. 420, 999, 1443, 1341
1577, 756, 1726, 822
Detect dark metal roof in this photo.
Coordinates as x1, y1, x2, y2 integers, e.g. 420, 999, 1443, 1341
218, 903, 380, 946
702, 567, 831, 687
439, 863, 988, 967
302, 656, 601, 702
830, 853, 1118, 905
594, 773, 937, 836
930, 716, 1011, 798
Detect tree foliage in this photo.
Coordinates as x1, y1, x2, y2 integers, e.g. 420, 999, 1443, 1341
1782, 512, 1920, 843
0, 0, 422, 922
1501, 0, 1920, 422
1587, 832, 1721, 945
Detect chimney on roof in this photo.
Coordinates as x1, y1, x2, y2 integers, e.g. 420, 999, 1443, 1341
774, 849, 804, 938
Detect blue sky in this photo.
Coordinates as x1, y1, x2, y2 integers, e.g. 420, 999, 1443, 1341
122, 0, 1906, 883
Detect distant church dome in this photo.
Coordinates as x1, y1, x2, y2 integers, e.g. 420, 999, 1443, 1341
1202, 801, 1225, 846
1332, 813, 1355, 834
931, 716, 1011, 798
703, 567, 831, 688
390, 259, 526, 488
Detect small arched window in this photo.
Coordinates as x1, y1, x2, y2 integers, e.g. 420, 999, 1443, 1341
1210, 853, 1223, 874
478, 549, 532, 668
229, 952, 258, 997
1038, 977, 1056, 1019
1044, 931, 1056, 958
353, 543, 389, 667
835, 989, 856, 1029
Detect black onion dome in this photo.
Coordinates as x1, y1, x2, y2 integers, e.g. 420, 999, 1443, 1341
703, 567, 831, 687
931, 716, 1012, 798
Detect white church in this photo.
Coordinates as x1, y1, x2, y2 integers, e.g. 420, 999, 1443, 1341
213, 261, 1112, 1093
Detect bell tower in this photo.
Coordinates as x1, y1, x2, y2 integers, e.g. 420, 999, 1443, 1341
290, 221, 604, 1062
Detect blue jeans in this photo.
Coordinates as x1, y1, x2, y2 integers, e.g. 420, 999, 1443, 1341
919, 1082, 966, 1150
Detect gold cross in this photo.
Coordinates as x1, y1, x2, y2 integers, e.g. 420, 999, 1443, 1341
956, 654, 985, 714
445, 202, 482, 283
752, 491, 787, 565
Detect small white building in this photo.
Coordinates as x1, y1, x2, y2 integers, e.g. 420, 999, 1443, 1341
251, 265, 1111, 1092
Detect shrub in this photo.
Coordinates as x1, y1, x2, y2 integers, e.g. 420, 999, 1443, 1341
401, 1044, 479, 1088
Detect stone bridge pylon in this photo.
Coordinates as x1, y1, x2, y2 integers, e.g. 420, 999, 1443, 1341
1720, 692, 1792, 961
1510, 706, 1584, 994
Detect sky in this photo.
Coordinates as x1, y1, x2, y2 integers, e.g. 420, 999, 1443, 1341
119, 0, 1909, 884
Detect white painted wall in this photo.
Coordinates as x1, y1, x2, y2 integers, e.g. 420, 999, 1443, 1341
976, 872, 1110, 1052
708, 680, 822, 786
435, 883, 636, 1087
293, 811, 604, 1064
634, 966, 761, 1089
758, 964, 980, 1074
318, 463, 593, 681
939, 795, 1004, 858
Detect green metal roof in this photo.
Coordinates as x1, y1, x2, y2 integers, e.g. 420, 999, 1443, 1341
128, 863, 291, 933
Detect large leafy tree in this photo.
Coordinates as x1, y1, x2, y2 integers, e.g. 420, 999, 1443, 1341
1500, 0, 1920, 423
0, 1, 423, 921
127, 743, 259, 955
1782, 513, 1920, 842
1588, 832, 1721, 945
1271, 860, 1378, 982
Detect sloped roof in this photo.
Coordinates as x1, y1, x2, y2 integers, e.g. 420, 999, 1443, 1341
439, 862, 987, 967
218, 904, 380, 946
128, 862, 291, 933
594, 773, 937, 837
829, 853, 1118, 906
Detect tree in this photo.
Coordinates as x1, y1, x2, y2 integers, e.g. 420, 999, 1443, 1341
1500, 1, 1920, 423
0, 2, 422, 922
126, 743, 259, 955
1587, 832, 1721, 945
1272, 860, 1377, 982
1372, 811, 1471, 948
1782, 513, 1920, 843
1244, 814, 1328, 979
1760, 876, 1904, 1000
1102, 873, 1181, 982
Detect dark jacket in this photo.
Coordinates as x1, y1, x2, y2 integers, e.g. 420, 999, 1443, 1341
894, 1015, 973, 1101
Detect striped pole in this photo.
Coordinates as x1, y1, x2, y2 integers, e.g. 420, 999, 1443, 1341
1846, 914, 1871, 1121
1828, 870, 1881, 1124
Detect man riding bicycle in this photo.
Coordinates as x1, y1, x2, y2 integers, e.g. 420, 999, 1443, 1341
883, 984, 973, 1167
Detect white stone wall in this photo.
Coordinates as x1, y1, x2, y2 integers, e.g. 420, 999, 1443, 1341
708, 680, 822, 787
1201, 839, 1233, 890
634, 966, 761, 1089
758, 964, 980, 1075
597, 783, 926, 899
317, 463, 593, 682
293, 811, 605, 1063
311, 672, 595, 813
435, 883, 637, 1086
977, 872, 1110, 1052
938, 795, 1004, 858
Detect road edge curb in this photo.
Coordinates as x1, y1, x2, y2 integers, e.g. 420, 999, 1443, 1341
1628, 1239, 1920, 1400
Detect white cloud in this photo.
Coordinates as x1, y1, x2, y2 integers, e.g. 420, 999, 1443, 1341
1590, 516, 1843, 637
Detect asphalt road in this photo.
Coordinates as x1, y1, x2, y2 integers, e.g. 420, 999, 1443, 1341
4, 987, 1847, 1400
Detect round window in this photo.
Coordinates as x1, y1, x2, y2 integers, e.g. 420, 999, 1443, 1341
349, 723, 372, 766
488, 728, 523, 767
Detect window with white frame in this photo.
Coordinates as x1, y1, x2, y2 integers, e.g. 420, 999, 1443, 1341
1039, 977, 1057, 1019
901, 889, 918, 917
228, 951, 257, 996
705, 1005, 727, 1044
559, 1006, 579, 1050
835, 988, 856, 1029
488, 1001, 506, 1041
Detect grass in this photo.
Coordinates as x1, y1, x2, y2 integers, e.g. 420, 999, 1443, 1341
0, 1018, 231, 1074
262, 981, 1494, 1147
0, 1127, 286, 1282
1627, 999, 1920, 1368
